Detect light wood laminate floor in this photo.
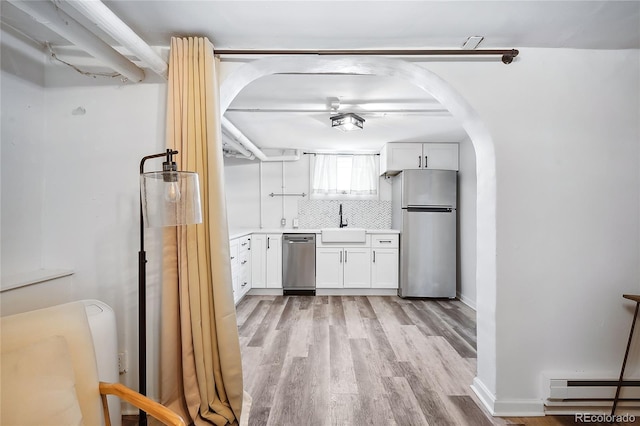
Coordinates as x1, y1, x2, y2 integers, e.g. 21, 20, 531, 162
237, 295, 496, 426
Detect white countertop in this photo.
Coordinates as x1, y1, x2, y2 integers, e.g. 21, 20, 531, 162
229, 228, 400, 240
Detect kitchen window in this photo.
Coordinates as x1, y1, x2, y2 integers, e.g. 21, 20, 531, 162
310, 154, 379, 199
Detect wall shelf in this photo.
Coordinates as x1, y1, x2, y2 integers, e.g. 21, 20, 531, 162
1, 269, 74, 292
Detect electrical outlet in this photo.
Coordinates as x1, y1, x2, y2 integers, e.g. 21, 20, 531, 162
118, 351, 128, 374
280, 218, 286, 226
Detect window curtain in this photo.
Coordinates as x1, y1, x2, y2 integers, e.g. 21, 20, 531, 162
160, 37, 243, 426
350, 155, 377, 195
312, 154, 377, 195
311, 154, 338, 194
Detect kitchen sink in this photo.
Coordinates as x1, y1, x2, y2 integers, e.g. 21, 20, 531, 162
320, 228, 366, 243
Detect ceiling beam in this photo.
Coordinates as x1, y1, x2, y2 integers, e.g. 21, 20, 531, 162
7, 0, 145, 82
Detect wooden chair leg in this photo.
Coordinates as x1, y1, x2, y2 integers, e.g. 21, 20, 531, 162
611, 301, 639, 416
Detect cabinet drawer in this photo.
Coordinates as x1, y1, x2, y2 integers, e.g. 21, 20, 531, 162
371, 234, 399, 248
238, 236, 251, 253
229, 239, 239, 267
238, 249, 250, 267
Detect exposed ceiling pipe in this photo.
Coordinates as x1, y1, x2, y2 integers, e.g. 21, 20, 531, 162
60, 0, 168, 79
223, 151, 256, 160
221, 130, 255, 159
221, 116, 301, 162
8, 0, 145, 82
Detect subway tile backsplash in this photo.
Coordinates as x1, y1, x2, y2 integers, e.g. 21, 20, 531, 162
298, 200, 392, 229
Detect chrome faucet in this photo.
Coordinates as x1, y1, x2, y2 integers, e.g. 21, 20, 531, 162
339, 203, 348, 228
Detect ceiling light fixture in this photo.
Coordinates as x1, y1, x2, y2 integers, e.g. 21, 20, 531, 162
330, 112, 365, 131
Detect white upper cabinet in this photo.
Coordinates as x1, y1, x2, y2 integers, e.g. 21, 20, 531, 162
380, 143, 459, 175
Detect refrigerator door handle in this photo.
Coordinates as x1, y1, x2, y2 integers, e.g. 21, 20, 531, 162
406, 206, 453, 213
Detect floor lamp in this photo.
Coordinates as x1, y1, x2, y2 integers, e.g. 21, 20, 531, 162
139, 149, 202, 425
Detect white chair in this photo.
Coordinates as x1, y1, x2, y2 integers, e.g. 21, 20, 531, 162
1, 301, 185, 426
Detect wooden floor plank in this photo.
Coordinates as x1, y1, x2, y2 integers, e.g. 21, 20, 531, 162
395, 360, 457, 426
349, 338, 398, 426
236, 295, 503, 426
329, 325, 358, 394
247, 296, 287, 347
329, 295, 347, 327
238, 299, 271, 338
449, 395, 495, 426
408, 300, 476, 358
382, 376, 430, 426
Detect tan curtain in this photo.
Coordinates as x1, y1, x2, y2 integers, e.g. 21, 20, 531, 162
160, 36, 243, 426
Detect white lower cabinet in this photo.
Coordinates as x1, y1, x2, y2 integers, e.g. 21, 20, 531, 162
343, 248, 371, 288
371, 249, 399, 288
371, 234, 399, 289
230, 239, 239, 301
230, 235, 252, 304
316, 240, 372, 289
316, 248, 344, 288
250, 233, 282, 289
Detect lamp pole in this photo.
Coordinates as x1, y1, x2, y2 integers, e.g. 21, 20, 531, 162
138, 149, 178, 426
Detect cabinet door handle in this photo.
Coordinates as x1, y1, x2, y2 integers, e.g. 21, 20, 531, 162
345, 250, 348, 263
373, 250, 376, 263
379, 240, 392, 243
424, 155, 428, 168
340, 251, 343, 263
231, 256, 235, 260
418, 155, 421, 168
267, 237, 270, 249
241, 242, 247, 246
242, 282, 247, 287
241, 260, 247, 265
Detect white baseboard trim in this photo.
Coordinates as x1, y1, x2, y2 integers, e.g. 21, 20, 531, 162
247, 289, 283, 296
471, 377, 545, 417
316, 288, 397, 296
471, 377, 496, 414
493, 399, 545, 417
456, 292, 476, 310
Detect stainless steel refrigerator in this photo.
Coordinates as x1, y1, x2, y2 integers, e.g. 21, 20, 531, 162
392, 169, 457, 298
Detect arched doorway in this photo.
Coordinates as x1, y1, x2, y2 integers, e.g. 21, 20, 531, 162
219, 55, 498, 408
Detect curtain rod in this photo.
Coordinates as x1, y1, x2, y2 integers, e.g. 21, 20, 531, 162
304, 152, 380, 156
215, 48, 519, 64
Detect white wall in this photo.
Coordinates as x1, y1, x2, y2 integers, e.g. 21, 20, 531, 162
458, 135, 477, 308
40, 82, 167, 399
1, 29, 47, 278
1, 31, 167, 401
424, 48, 640, 409
0, 71, 46, 278
224, 158, 261, 229
224, 153, 397, 230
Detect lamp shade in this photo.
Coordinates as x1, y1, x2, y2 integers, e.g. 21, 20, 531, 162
140, 171, 202, 228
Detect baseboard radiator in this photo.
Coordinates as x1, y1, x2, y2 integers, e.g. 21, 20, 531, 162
546, 378, 640, 415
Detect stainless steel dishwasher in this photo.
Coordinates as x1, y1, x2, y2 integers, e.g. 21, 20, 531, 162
282, 234, 316, 295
